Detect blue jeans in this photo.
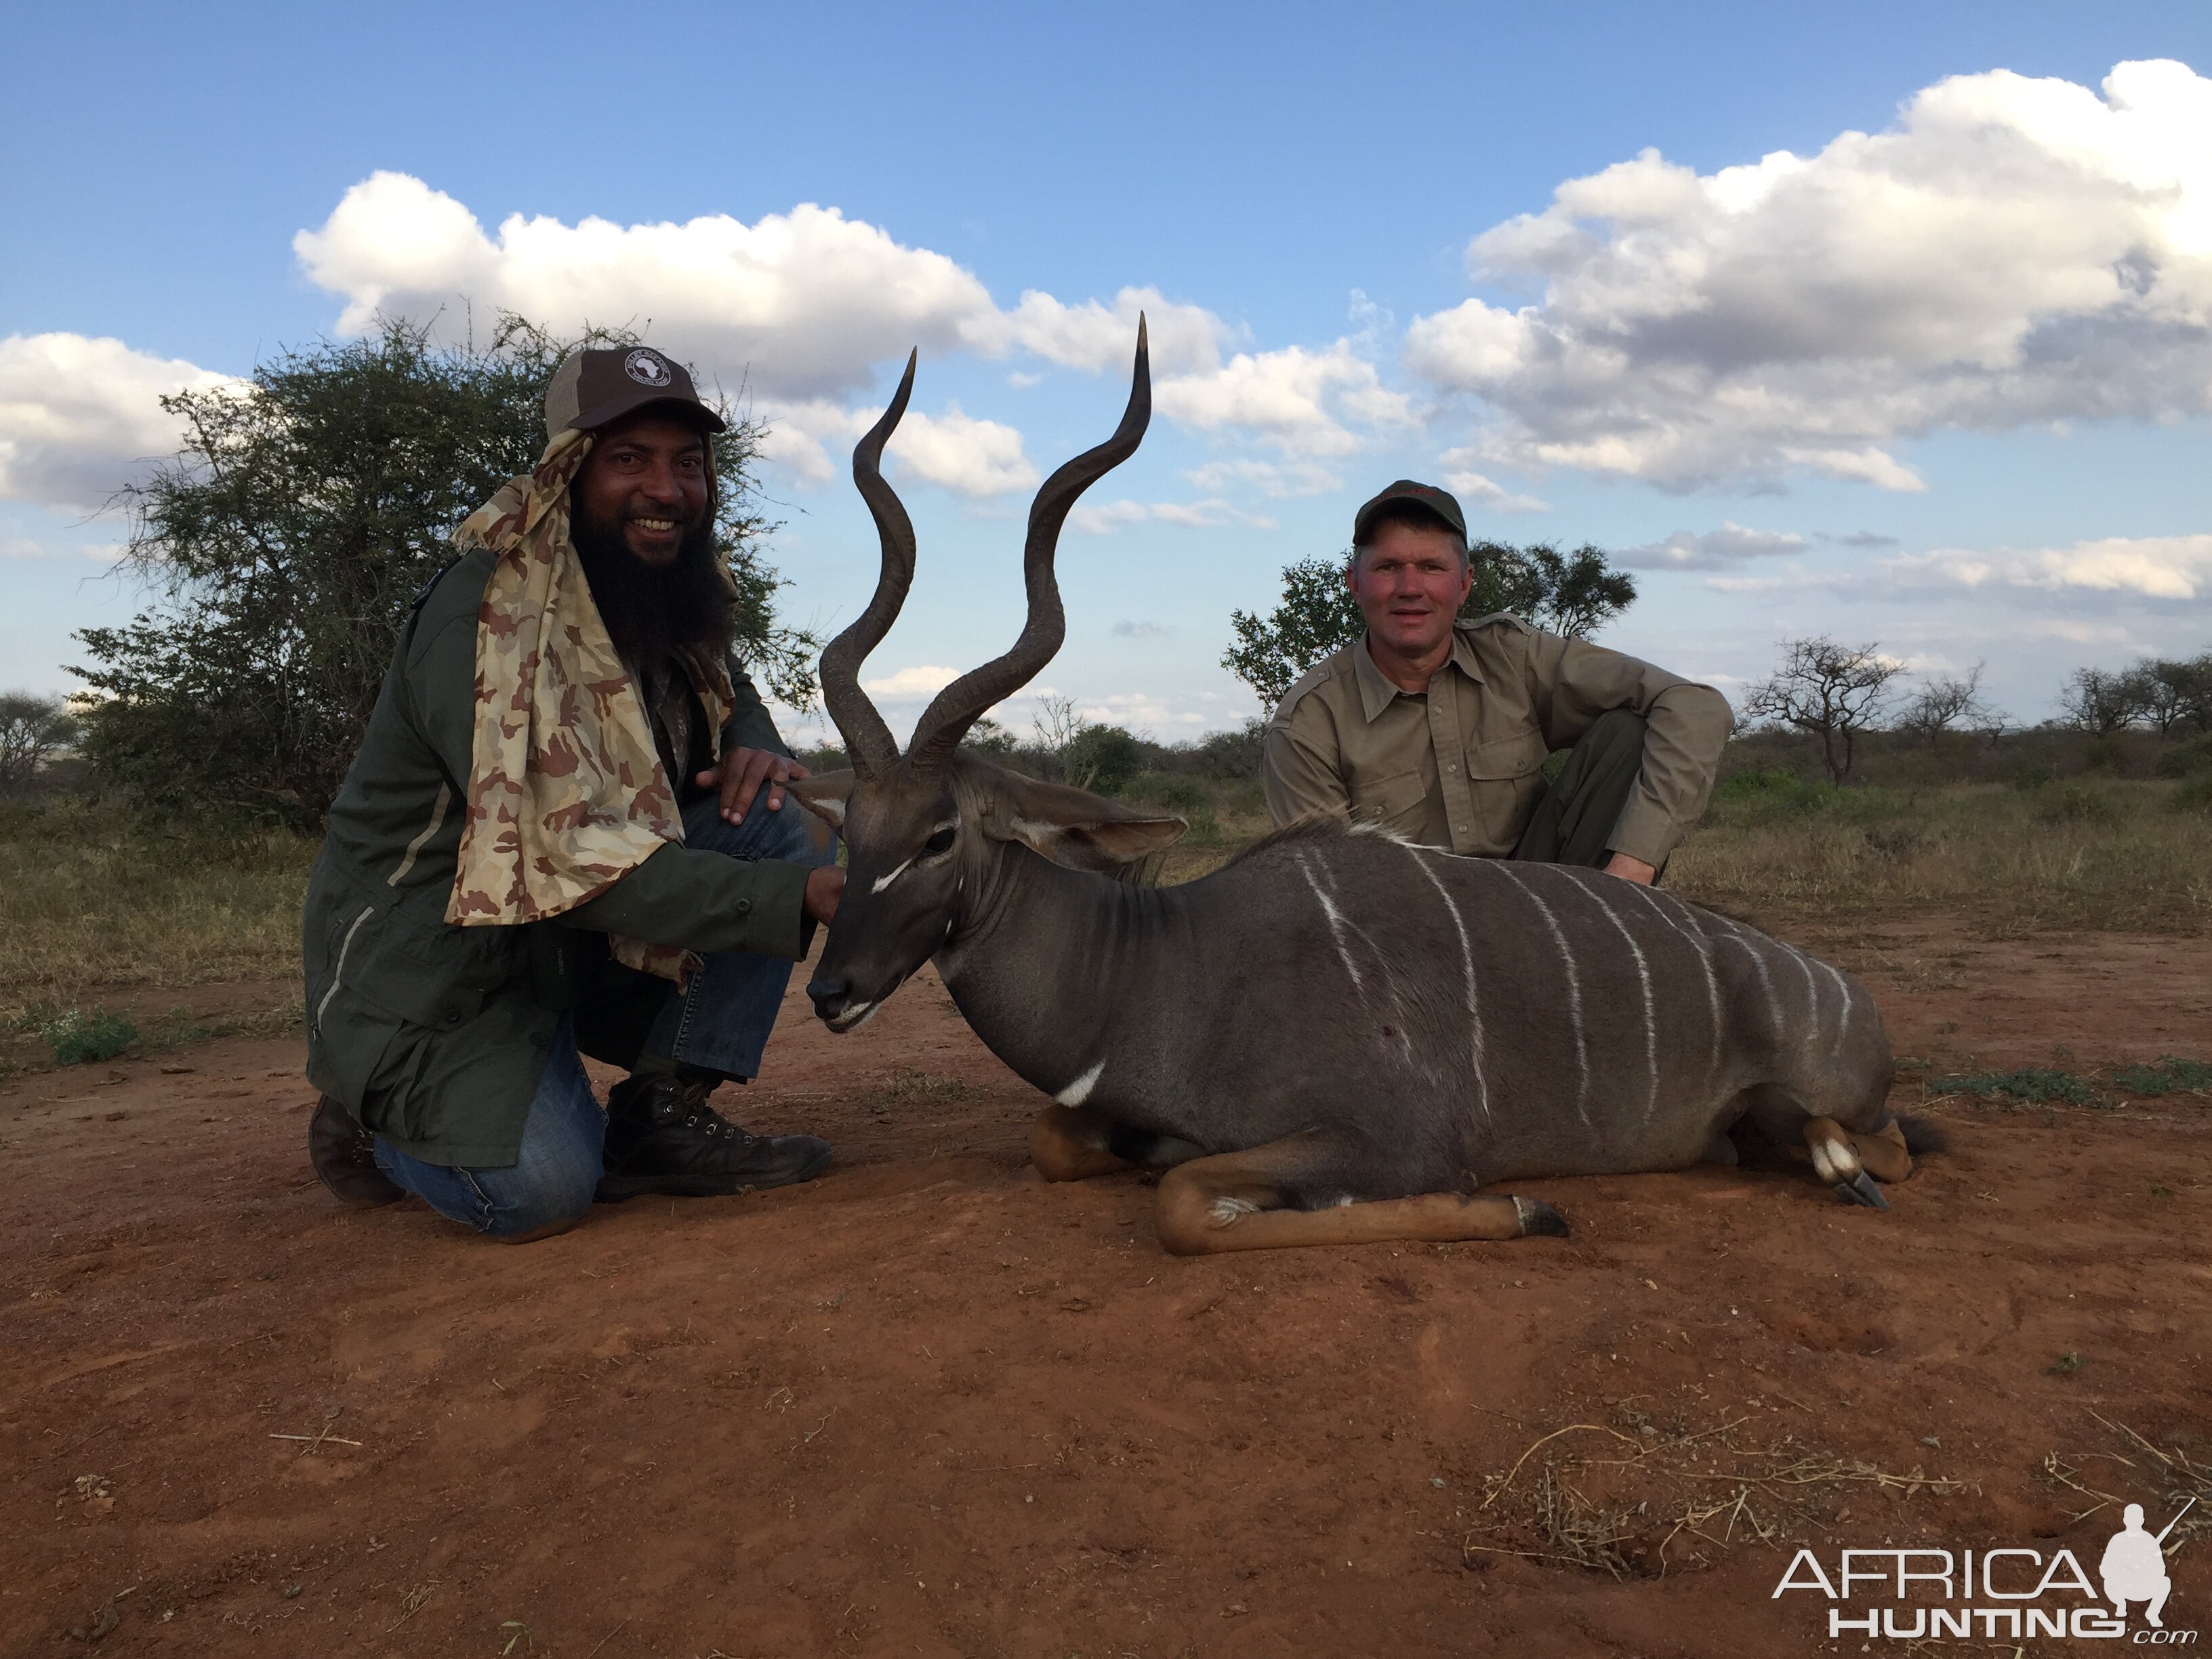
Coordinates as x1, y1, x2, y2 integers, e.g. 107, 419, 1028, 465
374, 793, 834, 1240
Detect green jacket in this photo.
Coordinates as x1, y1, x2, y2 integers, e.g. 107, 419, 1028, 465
302, 548, 813, 1168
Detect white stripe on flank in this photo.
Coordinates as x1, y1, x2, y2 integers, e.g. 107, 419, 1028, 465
1710, 916, 1781, 1031
1620, 883, 1723, 1088
1782, 944, 1822, 1055
1495, 864, 1589, 1126
1410, 848, 1490, 1122
1056, 1059, 1105, 1107
870, 857, 914, 895
388, 783, 451, 888
314, 905, 376, 1034
1583, 881, 1659, 1125
1301, 855, 1366, 996
1816, 959, 1855, 1061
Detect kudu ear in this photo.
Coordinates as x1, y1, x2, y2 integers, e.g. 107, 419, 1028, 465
787, 770, 855, 832
980, 773, 1187, 872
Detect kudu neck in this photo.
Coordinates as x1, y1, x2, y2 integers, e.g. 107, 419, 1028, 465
936, 839, 1168, 1083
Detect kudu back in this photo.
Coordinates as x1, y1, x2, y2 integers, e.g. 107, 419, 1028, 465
796, 323, 1919, 1254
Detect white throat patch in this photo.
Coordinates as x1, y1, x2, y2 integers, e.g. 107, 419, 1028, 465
1054, 1059, 1105, 1107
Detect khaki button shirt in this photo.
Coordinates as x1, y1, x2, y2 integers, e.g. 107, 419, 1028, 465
1262, 616, 1734, 864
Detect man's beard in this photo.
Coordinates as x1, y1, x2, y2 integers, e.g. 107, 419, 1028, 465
570, 499, 737, 669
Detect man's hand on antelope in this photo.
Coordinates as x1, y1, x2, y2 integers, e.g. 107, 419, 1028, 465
697, 747, 811, 824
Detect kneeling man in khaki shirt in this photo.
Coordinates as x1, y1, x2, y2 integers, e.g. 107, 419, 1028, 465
1263, 480, 1732, 883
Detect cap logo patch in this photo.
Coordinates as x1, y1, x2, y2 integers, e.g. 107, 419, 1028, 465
624, 349, 673, 388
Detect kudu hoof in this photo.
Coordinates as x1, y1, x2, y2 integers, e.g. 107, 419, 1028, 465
1834, 1171, 1889, 1210
1513, 1195, 1570, 1237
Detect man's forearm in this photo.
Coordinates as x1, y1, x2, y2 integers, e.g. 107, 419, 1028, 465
560, 842, 813, 960
1608, 683, 1733, 865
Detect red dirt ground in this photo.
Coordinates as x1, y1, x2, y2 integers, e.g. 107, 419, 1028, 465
3, 919, 2208, 1657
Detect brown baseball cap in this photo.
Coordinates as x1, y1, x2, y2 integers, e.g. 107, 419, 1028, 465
1352, 478, 1467, 544
543, 346, 726, 440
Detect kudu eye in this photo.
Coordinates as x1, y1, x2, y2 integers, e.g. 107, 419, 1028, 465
923, 825, 957, 857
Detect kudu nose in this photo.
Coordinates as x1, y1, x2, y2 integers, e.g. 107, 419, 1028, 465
806, 975, 849, 1023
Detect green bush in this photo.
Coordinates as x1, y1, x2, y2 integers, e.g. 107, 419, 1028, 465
2154, 735, 2212, 779
2037, 781, 2119, 824
31, 1006, 139, 1065
2175, 771, 2212, 814
1708, 769, 1912, 825
1129, 773, 1207, 812
1063, 725, 1145, 796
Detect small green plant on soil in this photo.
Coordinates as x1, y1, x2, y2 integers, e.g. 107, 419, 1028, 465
2111, 1057, 2212, 1096
2045, 1351, 2081, 1377
26, 1006, 139, 1065
1925, 1058, 2210, 1110
1929, 1067, 2102, 1107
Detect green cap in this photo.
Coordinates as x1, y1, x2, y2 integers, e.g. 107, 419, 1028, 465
1353, 479, 1467, 545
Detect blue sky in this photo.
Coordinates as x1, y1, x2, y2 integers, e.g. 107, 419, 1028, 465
5, 1, 2209, 740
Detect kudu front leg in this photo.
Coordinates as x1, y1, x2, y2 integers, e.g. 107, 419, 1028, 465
1803, 1115, 1912, 1210
1153, 1132, 1568, 1256
1029, 1106, 1202, 1183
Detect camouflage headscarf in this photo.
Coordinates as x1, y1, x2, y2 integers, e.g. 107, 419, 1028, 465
444, 427, 737, 982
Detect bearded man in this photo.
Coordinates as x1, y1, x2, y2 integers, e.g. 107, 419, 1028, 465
302, 346, 843, 1242
1265, 480, 1732, 880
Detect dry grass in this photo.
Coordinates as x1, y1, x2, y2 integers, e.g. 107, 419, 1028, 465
0, 796, 314, 1011
1153, 778, 2211, 935
1463, 1403, 1968, 1579
1664, 779, 2209, 935
2043, 1414, 2212, 1554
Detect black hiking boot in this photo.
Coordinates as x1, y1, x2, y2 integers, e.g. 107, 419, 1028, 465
594, 1075, 832, 1203
308, 1094, 405, 1209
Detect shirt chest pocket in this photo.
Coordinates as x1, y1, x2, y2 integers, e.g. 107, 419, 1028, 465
1347, 767, 1430, 836
1462, 729, 1551, 851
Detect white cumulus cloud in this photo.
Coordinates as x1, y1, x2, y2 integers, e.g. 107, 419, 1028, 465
295, 173, 1000, 401
1073, 691, 1208, 735
1182, 457, 1343, 498
989, 287, 1231, 376
1067, 497, 1277, 535
884, 405, 1038, 499
1621, 521, 1808, 569
1876, 533, 2212, 600
861, 665, 964, 699
1157, 340, 1413, 460
293, 173, 1263, 494
1406, 58, 2212, 491
746, 397, 1037, 498
0, 333, 235, 510
1435, 447, 1549, 513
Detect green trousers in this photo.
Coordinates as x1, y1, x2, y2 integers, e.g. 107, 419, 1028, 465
1511, 708, 1657, 874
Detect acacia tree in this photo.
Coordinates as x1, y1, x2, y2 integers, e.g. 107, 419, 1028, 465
0, 692, 81, 794
1893, 663, 2005, 748
2055, 665, 2149, 736
74, 315, 816, 830
1741, 637, 1903, 783
2131, 654, 2212, 735
1221, 540, 1637, 708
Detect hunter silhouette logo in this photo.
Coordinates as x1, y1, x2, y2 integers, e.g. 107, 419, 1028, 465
623, 348, 672, 387
1773, 1498, 2197, 1641
2104, 1499, 2193, 1629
